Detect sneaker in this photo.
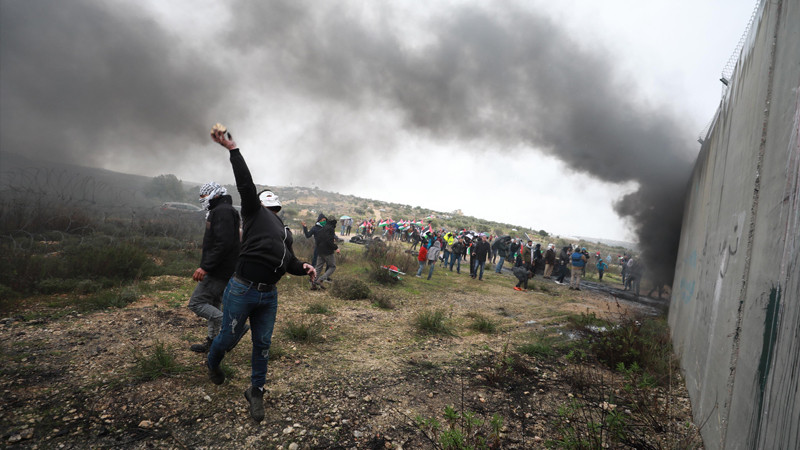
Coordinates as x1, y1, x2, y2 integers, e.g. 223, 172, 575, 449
190, 337, 213, 353
554, 281, 562, 285
226, 323, 250, 353
513, 286, 522, 291
208, 362, 225, 385
244, 386, 265, 422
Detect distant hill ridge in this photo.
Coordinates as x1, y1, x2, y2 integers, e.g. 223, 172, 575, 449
0, 151, 636, 251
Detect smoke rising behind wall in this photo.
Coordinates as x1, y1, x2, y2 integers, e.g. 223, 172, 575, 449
1, 0, 696, 283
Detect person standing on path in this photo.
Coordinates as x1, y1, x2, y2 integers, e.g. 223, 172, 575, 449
472, 234, 491, 280
543, 243, 556, 278
569, 246, 587, 290
426, 240, 441, 280
188, 181, 243, 353
311, 218, 339, 290
596, 258, 608, 281
416, 243, 428, 277
302, 214, 327, 267
450, 237, 465, 273
206, 126, 317, 423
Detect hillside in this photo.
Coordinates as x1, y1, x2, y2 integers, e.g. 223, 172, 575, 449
1, 237, 695, 448
0, 151, 636, 259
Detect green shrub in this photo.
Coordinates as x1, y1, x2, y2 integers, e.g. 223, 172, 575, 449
283, 318, 325, 343
131, 341, 189, 381
268, 342, 287, 361
305, 302, 333, 315
330, 277, 371, 300
589, 317, 676, 386
414, 309, 453, 335
469, 315, 497, 334
74, 279, 103, 294
80, 286, 140, 311
371, 293, 395, 310
517, 342, 555, 359
416, 406, 502, 450
36, 278, 78, 294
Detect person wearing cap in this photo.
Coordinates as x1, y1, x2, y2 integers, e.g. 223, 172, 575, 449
596, 258, 608, 281
187, 181, 243, 354
207, 127, 316, 423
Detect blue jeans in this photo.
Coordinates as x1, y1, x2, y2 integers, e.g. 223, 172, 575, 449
208, 278, 278, 389
427, 261, 435, 280
441, 250, 451, 266
495, 256, 505, 273
416, 261, 425, 276
475, 260, 486, 280
450, 255, 461, 272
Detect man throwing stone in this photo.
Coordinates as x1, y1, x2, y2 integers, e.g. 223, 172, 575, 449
207, 125, 316, 423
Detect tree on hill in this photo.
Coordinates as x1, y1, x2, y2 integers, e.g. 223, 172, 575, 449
145, 174, 186, 201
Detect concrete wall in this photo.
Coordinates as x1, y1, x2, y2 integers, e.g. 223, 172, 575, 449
669, 0, 800, 448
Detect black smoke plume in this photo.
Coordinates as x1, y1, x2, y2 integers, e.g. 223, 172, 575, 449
1, 0, 696, 284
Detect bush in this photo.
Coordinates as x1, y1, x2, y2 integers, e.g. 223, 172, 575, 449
414, 309, 453, 335
517, 342, 555, 359
305, 302, 333, 315
469, 314, 497, 334
80, 286, 140, 311
131, 341, 189, 381
371, 293, 395, 310
330, 277, 371, 300
589, 317, 676, 385
283, 318, 325, 343
36, 278, 78, 294
74, 279, 103, 294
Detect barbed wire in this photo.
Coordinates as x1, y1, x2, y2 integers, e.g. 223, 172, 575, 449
721, 0, 762, 82
699, 0, 762, 144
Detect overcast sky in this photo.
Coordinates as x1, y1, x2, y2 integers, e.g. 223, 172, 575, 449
1, 0, 758, 244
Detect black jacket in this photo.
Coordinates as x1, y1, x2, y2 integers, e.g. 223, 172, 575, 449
473, 240, 491, 262
230, 149, 307, 284
200, 194, 240, 278
316, 220, 339, 256
544, 248, 556, 264
303, 213, 326, 240
451, 241, 466, 257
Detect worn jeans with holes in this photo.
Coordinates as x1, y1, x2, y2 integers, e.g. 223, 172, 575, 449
207, 277, 277, 389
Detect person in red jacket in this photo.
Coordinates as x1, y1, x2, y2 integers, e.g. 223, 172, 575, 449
415, 244, 428, 278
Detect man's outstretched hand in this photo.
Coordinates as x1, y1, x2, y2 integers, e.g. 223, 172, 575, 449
211, 127, 237, 150
303, 263, 317, 282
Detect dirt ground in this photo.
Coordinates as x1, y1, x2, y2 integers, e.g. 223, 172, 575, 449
0, 255, 699, 449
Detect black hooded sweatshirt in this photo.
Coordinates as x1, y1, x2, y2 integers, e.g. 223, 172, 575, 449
315, 219, 338, 256
199, 194, 240, 279
229, 149, 307, 284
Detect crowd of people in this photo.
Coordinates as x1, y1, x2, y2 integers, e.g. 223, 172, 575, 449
327, 221, 645, 294
188, 125, 646, 423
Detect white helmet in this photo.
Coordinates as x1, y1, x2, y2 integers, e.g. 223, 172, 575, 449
258, 190, 281, 211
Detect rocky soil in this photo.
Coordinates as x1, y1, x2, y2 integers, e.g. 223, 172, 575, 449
1, 263, 699, 449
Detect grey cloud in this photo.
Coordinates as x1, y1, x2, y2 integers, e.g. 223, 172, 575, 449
1, 0, 695, 283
